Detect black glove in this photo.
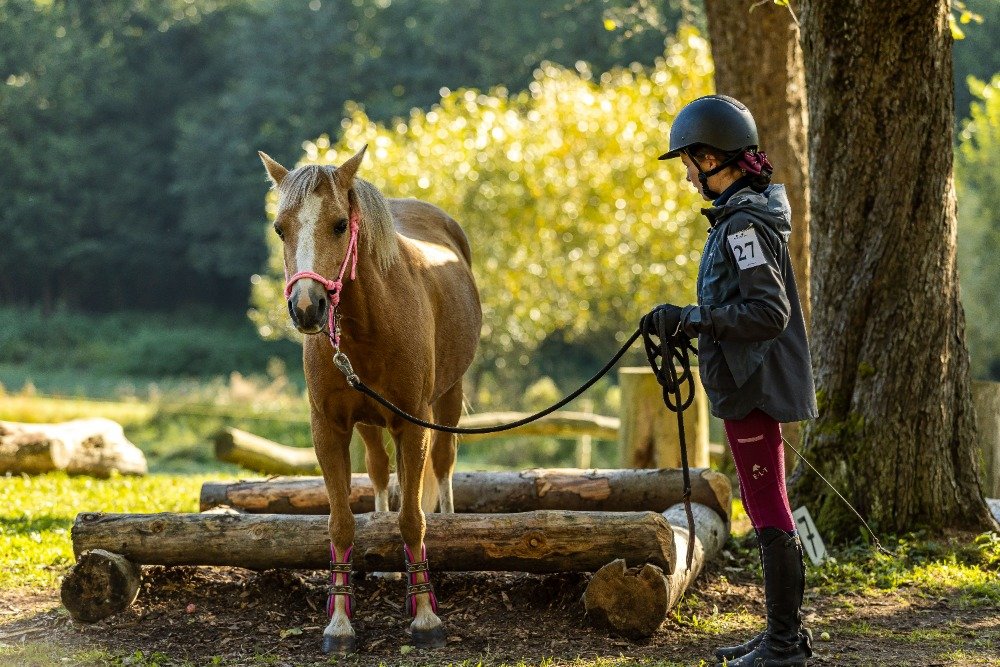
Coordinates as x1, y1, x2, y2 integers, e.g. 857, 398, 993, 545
640, 303, 684, 340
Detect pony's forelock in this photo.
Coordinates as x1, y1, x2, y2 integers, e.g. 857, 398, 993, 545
277, 164, 399, 272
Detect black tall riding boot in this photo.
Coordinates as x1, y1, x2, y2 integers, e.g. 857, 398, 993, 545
715, 533, 765, 662
717, 527, 812, 667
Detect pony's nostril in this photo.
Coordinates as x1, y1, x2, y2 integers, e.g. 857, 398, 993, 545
318, 297, 327, 313
287, 299, 297, 323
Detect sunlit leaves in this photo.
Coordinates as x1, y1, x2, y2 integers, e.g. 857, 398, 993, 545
250, 27, 714, 366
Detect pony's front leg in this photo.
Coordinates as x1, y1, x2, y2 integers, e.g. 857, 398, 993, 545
394, 419, 446, 648
313, 423, 357, 655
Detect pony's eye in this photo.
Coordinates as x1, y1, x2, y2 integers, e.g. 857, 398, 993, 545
334, 218, 348, 235
274, 225, 284, 239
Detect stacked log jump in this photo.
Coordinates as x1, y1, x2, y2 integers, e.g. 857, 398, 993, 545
63, 468, 731, 638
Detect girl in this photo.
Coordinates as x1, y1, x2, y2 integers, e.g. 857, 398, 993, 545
646, 94, 816, 667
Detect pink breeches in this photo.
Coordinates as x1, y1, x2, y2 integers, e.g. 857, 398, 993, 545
723, 409, 795, 532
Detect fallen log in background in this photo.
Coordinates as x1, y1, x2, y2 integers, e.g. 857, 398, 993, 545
583, 502, 727, 638
0, 418, 147, 477
214, 428, 320, 475
214, 412, 619, 475
70, 509, 676, 574
199, 468, 732, 522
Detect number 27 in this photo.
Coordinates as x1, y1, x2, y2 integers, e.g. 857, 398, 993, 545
734, 240, 755, 262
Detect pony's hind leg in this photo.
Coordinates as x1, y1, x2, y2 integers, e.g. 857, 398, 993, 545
313, 421, 358, 654
392, 416, 446, 648
358, 424, 391, 512
430, 380, 463, 513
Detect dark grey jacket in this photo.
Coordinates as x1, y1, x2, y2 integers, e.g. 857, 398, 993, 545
680, 183, 818, 422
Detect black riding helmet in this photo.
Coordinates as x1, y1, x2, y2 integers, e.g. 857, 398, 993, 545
658, 94, 758, 160
659, 94, 759, 199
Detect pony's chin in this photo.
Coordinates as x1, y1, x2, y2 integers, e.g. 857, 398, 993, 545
294, 323, 326, 336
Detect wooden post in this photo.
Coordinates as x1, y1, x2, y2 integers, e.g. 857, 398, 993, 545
973, 381, 1000, 498
618, 367, 709, 469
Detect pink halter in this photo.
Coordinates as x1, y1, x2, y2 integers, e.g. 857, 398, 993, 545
283, 207, 361, 350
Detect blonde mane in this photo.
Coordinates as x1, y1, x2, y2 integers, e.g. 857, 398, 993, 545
276, 164, 399, 271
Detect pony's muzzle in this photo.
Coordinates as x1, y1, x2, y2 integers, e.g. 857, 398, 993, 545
287, 283, 328, 335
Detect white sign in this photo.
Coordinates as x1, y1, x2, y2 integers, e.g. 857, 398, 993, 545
727, 227, 767, 270
792, 506, 827, 566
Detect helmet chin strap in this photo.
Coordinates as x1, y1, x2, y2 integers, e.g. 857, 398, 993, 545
689, 149, 742, 200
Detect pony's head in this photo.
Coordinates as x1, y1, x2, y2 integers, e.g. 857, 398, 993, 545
258, 145, 397, 335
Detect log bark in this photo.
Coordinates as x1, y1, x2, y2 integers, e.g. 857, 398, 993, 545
199, 468, 732, 521
61, 549, 141, 623
792, 0, 998, 536
0, 418, 147, 477
214, 428, 320, 475
618, 367, 709, 469
583, 502, 728, 637
71, 510, 676, 574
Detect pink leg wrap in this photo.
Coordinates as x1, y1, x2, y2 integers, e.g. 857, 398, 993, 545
327, 544, 354, 618
403, 543, 438, 617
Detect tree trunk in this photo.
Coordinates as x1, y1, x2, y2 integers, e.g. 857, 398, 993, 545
71, 510, 676, 574
792, 0, 997, 536
199, 468, 732, 521
0, 418, 147, 477
703, 0, 811, 329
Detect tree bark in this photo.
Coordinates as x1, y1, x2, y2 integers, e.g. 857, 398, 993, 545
61, 549, 142, 623
703, 0, 811, 329
792, 0, 997, 536
199, 468, 732, 521
583, 502, 728, 638
71, 510, 676, 574
0, 418, 147, 477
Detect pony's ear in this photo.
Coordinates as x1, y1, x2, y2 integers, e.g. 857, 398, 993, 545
334, 145, 367, 188
258, 151, 288, 187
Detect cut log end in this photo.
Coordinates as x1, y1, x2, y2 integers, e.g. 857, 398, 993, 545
584, 559, 669, 638
61, 549, 141, 623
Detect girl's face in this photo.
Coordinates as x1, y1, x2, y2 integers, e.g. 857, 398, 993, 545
680, 152, 715, 201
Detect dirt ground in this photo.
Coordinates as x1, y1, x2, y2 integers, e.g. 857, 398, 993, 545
1, 555, 997, 667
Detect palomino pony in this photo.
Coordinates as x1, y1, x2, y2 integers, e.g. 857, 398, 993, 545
258, 146, 481, 653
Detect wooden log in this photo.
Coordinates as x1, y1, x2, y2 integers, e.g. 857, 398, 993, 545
0, 418, 147, 477
199, 468, 733, 521
71, 510, 675, 574
618, 367, 710, 469
60, 549, 142, 623
583, 502, 727, 638
214, 427, 320, 475
214, 411, 620, 475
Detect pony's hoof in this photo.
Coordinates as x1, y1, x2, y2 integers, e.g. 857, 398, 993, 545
410, 625, 447, 648
322, 634, 357, 655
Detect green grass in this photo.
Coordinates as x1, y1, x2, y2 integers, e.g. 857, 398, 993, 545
809, 530, 1000, 606
0, 472, 228, 589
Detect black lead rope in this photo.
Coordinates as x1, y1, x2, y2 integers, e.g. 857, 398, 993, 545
639, 315, 699, 572
335, 322, 700, 572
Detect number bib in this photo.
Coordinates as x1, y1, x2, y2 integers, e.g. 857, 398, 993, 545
727, 227, 767, 270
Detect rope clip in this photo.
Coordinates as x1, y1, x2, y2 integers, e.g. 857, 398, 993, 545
332, 351, 359, 386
